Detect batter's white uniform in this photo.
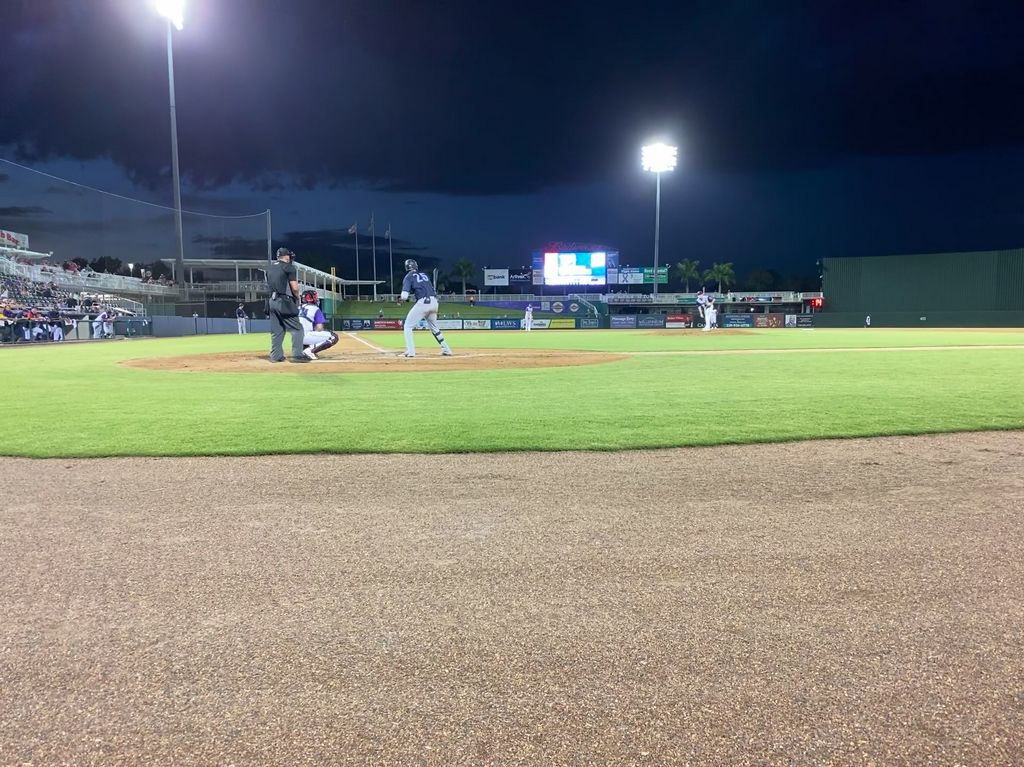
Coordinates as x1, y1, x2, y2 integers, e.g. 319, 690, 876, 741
523, 305, 533, 331
400, 268, 451, 357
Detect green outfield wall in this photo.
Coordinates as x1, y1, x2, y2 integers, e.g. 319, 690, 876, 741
822, 249, 1024, 323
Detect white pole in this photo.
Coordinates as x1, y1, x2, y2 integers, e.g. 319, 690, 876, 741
653, 171, 662, 298
266, 210, 272, 267
354, 227, 360, 299
371, 212, 377, 300
165, 21, 185, 293
387, 225, 394, 297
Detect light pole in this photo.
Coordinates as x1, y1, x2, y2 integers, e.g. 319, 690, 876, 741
641, 142, 677, 298
128, 262, 134, 277
154, 0, 186, 291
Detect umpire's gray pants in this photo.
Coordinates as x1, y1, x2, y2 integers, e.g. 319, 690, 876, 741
269, 311, 304, 361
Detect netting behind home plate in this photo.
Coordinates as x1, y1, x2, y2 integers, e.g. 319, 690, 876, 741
0, 158, 269, 276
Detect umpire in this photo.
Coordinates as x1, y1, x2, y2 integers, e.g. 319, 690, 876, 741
267, 248, 307, 363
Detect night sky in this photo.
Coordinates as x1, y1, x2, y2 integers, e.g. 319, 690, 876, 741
2, 0, 1023, 286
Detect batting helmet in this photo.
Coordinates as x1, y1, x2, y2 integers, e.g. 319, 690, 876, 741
404, 259, 418, 272
301, 289, 319, 304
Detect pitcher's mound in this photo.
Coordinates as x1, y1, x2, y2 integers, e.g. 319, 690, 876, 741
122, 344, 626, 374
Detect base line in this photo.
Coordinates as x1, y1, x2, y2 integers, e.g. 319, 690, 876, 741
344, 332, 390, 354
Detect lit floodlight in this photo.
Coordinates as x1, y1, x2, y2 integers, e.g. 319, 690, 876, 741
154, 0, 184, 30
641, 143, 678, 174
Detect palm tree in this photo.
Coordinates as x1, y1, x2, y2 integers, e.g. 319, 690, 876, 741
705, 262, 736, 293
452, 258, 475, 295
675, 259, 701, 292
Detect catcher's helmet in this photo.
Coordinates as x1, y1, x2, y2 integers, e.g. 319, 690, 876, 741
301, 289, 319, 304
404, 259, 418, 273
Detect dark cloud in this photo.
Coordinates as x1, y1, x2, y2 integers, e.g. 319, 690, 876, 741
1, 0, 1021, 195
0, 205, 52, 217
0, 173, 9, 183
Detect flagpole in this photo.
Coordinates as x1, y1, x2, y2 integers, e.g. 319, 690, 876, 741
387, 224, 393, 296
354, 225, 360, 299
370, 212, 377, 301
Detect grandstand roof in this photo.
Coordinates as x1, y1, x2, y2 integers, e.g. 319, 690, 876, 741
0, 246, 54, 261
160, 258, 382, 286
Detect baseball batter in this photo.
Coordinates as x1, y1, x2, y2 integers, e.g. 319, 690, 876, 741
297, 290, 339, 360
400, 259, 452, 357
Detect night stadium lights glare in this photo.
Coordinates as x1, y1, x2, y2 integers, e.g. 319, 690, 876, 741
154, 0, 184, 30
641, 142, 678, 174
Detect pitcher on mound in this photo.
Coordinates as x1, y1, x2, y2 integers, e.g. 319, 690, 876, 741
399, 260, 452, 357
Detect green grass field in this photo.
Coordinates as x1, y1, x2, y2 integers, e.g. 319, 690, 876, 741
2, 328, 1022, 457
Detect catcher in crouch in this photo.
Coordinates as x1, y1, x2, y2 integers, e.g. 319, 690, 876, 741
297, 290, 339, 360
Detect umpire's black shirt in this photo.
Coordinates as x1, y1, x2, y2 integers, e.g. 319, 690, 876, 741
267, 259, 297, 297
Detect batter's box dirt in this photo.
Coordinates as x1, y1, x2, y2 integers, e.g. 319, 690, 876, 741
121, 348, 628, 374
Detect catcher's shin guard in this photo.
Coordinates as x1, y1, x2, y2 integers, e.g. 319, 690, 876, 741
312, 332, 339, 355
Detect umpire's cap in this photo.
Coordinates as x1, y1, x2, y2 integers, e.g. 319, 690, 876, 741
276, 247, 295, 260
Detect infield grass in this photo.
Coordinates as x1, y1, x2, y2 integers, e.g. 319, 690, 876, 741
2, 329, 1022, 457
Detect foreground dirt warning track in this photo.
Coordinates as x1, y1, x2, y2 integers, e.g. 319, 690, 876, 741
2, 432, 1023, 766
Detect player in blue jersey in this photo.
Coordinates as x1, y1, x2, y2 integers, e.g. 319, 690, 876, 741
298, 290, 339, 360
399, 259, 452, 357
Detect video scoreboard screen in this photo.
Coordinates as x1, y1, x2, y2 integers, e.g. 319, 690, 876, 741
541, 251, 607, 286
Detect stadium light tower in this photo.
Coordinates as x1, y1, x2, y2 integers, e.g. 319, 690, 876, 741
154, 0, 186, 287
641, 142, 677, 298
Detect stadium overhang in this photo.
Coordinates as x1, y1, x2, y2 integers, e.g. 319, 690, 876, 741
160, 258, 383, 287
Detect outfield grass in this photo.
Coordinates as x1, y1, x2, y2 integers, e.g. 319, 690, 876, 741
2, 329, 1022, 457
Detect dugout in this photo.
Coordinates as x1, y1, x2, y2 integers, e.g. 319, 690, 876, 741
819, 248, 1024, 327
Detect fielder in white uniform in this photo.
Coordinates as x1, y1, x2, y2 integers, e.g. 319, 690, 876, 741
92, 310, 109, 339
703, 303, 717, 332
400, 259, 452, 357
297, 290, 339, 360
523, 304, 533, 331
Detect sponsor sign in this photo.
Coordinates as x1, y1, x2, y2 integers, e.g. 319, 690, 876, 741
0, 229, 29, 250
492, 318, 522, 330
722, 314, 754, 328
637, 315, 666, 328
551, 301, 564, 313
753, 314, 784, 328
579, 317, 601, 329
796, 314, 814, 328
483, 268, 509, 286
436, 319, 462, 330
614, 266, 668, 285
531, 319, 552, 329
548, 318, 576, 329
509, 269, 532, 283
372, 319, 402, 330
462, 319, 491, 329
610, 315, 637, 329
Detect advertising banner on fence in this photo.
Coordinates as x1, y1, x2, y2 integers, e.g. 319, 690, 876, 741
637, 315, 666, 329
548, 318, 576, 329
722, 314, 755, 328
665, 314, 693, 328
531, 319, 552, 329
436, 319, 463, 330
492, 318, 521, 330
580, 317, 601, 329
342, 319, 374, 330
0, 229, 29, 250
754, 314, 784, 328
784, 314, 814, 328
483, 269, 509, 286
509, 269, 532, 284
610, 315, 637, 329
463, 319, 491, 329
372, 319, 402, 330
